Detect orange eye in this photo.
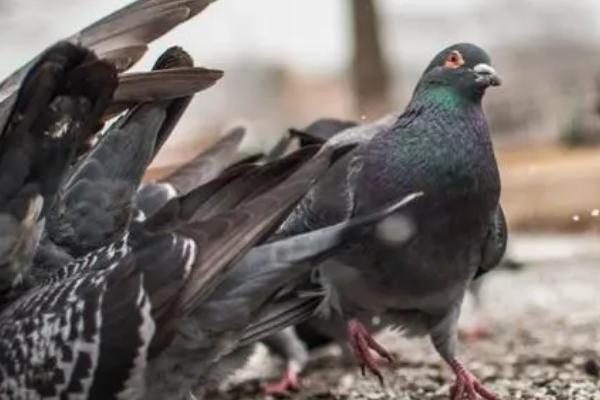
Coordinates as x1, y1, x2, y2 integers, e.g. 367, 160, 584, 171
444, 50, 464, 69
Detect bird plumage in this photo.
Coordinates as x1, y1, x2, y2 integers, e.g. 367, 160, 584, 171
135, 127, 246, 219
46, 46, 217, 257
0, 42, 118, 292
273, 43, 506, 399
0, 143, 335, 399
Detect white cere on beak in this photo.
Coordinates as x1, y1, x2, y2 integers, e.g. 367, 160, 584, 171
473, 63, 496, 75
473, 63, 502, 86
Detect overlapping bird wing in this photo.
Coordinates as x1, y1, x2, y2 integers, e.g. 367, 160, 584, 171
159, 127, 246, 196
46, 47, 207, 256
144, 145, 324, 231
266, 118, 359, 161
0, 0, 220, 133
0, 43, 117, 290
135, 127, 246, 219
146, 145, 349, 353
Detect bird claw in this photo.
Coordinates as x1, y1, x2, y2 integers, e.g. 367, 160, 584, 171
449, 359, 500, 400
261, 368, 300, 395
347, 319, 394, 386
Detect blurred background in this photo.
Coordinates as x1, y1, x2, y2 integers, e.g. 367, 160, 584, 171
3, 1, 600, 397
3, 0, 600, 232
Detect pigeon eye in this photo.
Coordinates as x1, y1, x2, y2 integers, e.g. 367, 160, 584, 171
444, 51, 464, 69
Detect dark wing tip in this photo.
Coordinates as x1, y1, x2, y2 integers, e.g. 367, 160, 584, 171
153, 46, 194, 70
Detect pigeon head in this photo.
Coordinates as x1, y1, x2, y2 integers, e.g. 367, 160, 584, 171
416, 43, 501, 103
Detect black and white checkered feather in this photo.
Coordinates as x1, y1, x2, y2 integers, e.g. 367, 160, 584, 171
0, 143, 351, 399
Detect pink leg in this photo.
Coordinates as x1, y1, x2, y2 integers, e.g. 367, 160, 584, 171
347, 319, 394, 385
261, 368, 300, 395
449, 359, 500, 400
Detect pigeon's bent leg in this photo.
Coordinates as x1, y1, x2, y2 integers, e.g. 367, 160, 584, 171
347, 319, 394, 385
448, 359, 500, 400
261, 328, 308, 394
431, 306, 500, 400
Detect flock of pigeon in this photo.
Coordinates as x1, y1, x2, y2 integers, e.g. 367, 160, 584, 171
0, 1, 514, 400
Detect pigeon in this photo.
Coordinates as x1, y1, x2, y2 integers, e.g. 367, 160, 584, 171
0, 0, 221, 138
0, 42, 117, 293
45, 46, 220, 257
262, 116, 511, 393
274, 43, 506, 400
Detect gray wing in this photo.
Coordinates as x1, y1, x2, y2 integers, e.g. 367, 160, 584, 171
276, 113, 400, 238
290, 118, 359, 146
143, 145, 344, 399
0, 43, 117, 291
135, 127, 245, 219
160, 126, 245, 196
265, 117, 358, 161
142, 145, 323, 232
474, 205, 508, 279
105, 66, 223, 120
276, 149, 363, 237
47, 47, 201, 256
202, 192, 423, 349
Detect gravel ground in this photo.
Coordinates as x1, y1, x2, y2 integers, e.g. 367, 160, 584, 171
211, 235, 600, 400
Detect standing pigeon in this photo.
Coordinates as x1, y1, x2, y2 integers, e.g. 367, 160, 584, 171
276, 43, 505, 400
263, 116, 510, 393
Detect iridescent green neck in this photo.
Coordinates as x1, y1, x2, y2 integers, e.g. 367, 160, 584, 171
420, 86, 464, 111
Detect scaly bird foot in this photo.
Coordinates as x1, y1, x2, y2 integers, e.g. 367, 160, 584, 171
347, 319, 394, 386
261, 368, 300, 395
449, 359, 500, 400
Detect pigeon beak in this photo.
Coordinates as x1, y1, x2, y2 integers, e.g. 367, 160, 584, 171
473, 63, 502, 87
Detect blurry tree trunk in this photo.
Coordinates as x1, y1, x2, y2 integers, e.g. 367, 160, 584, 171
350, 0, 391, 118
